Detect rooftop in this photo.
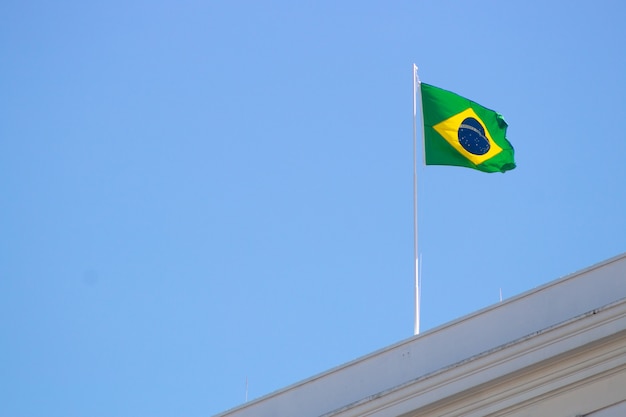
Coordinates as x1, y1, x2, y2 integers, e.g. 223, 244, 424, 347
216, 252, 626, 417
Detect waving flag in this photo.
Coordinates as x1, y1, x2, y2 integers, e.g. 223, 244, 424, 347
421, 83, 516, 173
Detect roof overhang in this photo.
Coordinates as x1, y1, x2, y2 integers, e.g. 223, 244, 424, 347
216, 252, 626, 417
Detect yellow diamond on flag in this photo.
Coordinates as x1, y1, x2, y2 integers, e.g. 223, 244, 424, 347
432, 108, 503, 166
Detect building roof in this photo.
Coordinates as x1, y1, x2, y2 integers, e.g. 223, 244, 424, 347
215, 252, 626, 417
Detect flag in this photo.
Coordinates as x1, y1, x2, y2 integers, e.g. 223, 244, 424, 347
420, 82, 516, 173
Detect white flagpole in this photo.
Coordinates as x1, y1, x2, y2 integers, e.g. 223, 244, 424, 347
413, 64, 421, 335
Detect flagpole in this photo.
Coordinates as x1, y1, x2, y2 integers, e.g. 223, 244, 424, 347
413, 64, 421, 335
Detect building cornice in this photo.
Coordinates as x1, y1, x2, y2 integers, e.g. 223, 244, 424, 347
216, 253, 626, 417
330, 298, 626, 417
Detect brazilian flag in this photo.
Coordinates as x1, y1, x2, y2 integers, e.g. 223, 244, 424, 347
421, 83, 516, 173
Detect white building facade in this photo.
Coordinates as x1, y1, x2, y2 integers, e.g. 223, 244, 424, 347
216, 253, 626, 417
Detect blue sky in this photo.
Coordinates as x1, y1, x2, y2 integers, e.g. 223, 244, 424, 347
1, 1, 625, 416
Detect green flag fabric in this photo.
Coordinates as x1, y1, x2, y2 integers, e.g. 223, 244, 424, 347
420, 82, 516, 173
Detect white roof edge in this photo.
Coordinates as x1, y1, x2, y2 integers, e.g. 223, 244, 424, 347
325, 296, 626, 417
424, 251, 626, 337
216, 252, 626, 417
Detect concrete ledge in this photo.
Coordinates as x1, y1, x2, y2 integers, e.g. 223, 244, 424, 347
216, 252, 626, 417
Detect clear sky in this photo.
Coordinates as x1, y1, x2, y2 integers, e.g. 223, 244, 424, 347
1, 1, 625, 416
